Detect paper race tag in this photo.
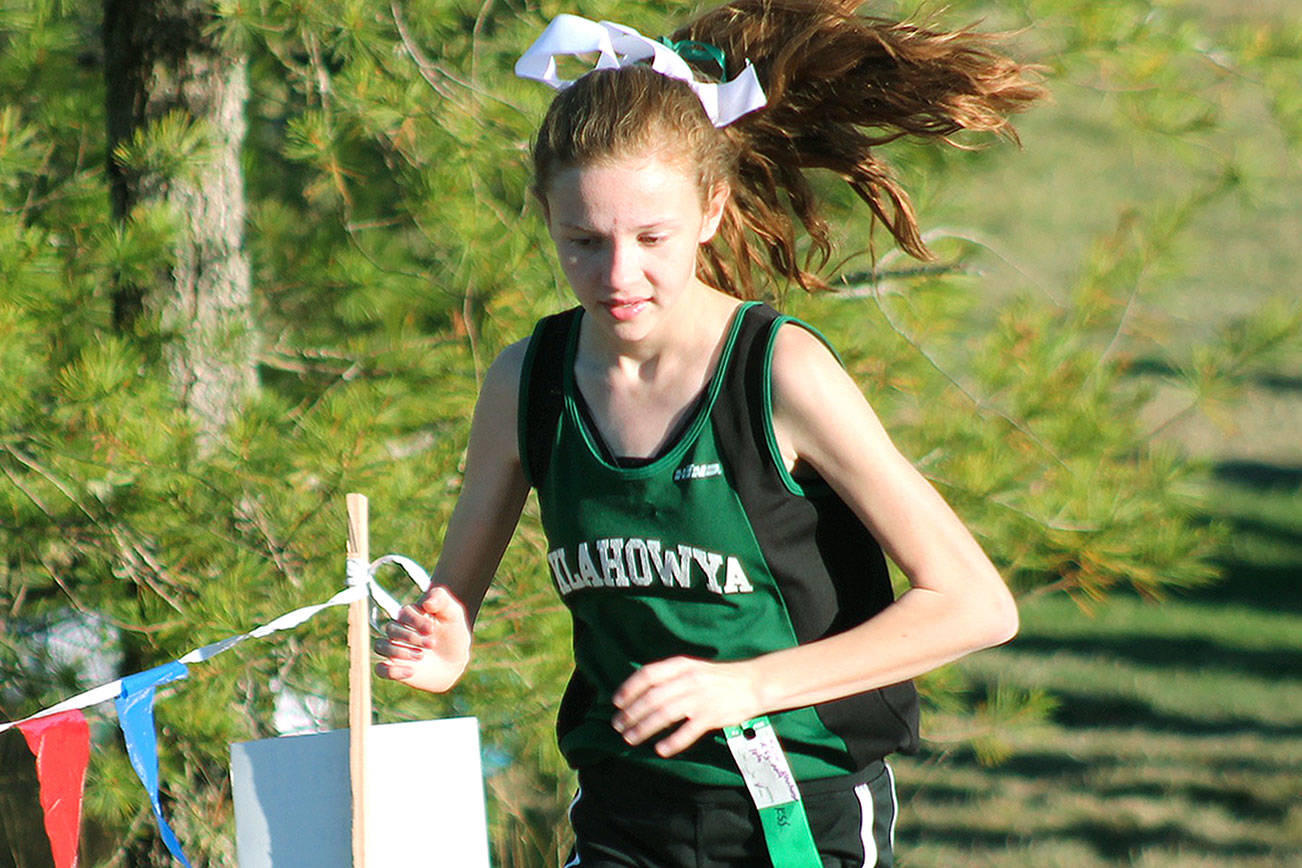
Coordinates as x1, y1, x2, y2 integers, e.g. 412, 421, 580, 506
724, 717, 801, 809
723, 716, 823, 866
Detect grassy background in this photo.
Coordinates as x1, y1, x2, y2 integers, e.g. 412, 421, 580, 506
881, 1, 1301, 862
892, 479, 1302, 866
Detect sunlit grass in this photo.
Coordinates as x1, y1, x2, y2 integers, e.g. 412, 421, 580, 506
892, 473, 1302, 866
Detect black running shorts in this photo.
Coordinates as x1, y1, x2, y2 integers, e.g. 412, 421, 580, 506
563, 761, 898, 868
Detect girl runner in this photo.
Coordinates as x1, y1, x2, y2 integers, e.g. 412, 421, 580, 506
377, 1, 1043, 864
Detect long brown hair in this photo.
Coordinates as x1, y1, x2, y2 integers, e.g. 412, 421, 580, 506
531, 0, 1045, 298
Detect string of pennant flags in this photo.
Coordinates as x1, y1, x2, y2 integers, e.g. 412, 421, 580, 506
1, 553, 431, 868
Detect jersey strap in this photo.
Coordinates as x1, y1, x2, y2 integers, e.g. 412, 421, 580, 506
518, 306, 582, 487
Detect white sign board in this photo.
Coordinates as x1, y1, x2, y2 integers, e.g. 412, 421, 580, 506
230, 717, 490, 867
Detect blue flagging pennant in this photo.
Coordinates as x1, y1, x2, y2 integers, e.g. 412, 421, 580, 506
116, 661, 193, 867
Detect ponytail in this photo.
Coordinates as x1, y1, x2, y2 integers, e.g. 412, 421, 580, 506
677, 0, 1045, 292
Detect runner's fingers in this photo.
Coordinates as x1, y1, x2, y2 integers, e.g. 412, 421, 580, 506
613, 678, 681, 729
384, 620, 428, 648
615, 707, 677, 745
621, 703, 711, 757
419, 586, 467, 623
375, 659, 413, 681
395, 605, 435, 635
614, 657, 705, 714
613, 656, 695, 707
392, 612, 460, 652
373, 636, 424, 660
614, 681, 702, 745
655, 719, 709, 758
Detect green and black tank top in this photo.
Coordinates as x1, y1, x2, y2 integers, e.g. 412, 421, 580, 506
517, 301, 918, 788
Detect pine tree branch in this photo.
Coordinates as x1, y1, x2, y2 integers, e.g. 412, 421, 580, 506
389, 0, 456, 101
925, 470, 1102, 533
470, 0, 497, 81
1145, 398, 1201, 439
0, 456, 53, 516
0, 442, 189, 615
1095, 280, 1142, 373
1, 442, 100, 527
234, 494, 305, 589
389, 0, 530, 118
463, 278, 482, 385
900, 226, 1065, 307
37, 553, 180, 634
854, 282, 1074, 470
285, 359, 363, 425
1020, 575, 1084, 600
303, 29, 334, 110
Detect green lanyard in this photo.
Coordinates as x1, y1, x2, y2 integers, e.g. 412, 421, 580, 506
723, 717, 823, 867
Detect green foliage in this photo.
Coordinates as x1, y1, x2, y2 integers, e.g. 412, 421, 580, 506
112, 110, 217, 187
0, 0, 1296, 865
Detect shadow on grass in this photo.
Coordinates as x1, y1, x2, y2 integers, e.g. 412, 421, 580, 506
1202, 549, 1302, 613
1129, 359, 1302, 396
1189, 460, 1302, 613
1007, 634, 1302, 681
1047, 690, 1302, 738
1062, 821, 1278, 861
897, 818, 1279, 861
895, 770, 1291, 858
916, 822, 1281, 864
897, 411, 1302, 863
1212, 460, 1302, 488
921, 744, 1297, 782
912, 751, 1293, 823
1095, 780, 1291, 822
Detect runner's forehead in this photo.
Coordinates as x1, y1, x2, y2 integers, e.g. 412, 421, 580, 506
544, 158, 706, 229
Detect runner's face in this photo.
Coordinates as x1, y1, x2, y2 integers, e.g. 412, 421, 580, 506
544, 151, 725, 341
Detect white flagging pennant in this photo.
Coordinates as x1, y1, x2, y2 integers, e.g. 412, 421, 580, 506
0, 553, 433, 734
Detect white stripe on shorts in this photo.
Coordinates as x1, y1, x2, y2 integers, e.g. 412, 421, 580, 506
563, 788, 583, 867
854, 762, 898, 868
885, 762, 898, 851
854, 780, 877, 867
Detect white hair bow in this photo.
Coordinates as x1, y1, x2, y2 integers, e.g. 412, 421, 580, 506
514, 14, 767, 127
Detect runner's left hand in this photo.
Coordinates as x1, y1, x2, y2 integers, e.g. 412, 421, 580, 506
611, 656, 764, 758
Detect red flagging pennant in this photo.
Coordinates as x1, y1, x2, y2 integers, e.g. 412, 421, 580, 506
18, 709, 90, 868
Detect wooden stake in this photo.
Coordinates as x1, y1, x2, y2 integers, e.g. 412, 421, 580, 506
346, 493, 371, 868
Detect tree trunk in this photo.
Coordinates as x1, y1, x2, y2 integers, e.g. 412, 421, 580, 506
104, 0, 256, 451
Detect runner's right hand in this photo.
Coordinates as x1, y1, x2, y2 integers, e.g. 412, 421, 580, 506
374, 586, 472, 693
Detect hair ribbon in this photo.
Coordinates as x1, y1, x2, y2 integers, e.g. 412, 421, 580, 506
655, 37, 726, 76
514, 14, 767, 127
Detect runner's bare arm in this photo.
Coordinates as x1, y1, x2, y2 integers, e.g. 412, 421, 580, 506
757, 323, 1018, 695
375, 341, 531, 692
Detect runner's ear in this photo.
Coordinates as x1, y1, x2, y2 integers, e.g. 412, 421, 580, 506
699, 180, 730, 244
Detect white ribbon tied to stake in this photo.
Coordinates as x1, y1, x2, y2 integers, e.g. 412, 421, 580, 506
514, 14, 767, 127
347, 553, 431, 623
0, 554, 433, 734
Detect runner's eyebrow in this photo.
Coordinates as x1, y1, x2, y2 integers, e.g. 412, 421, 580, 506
556, 219, 681, 232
